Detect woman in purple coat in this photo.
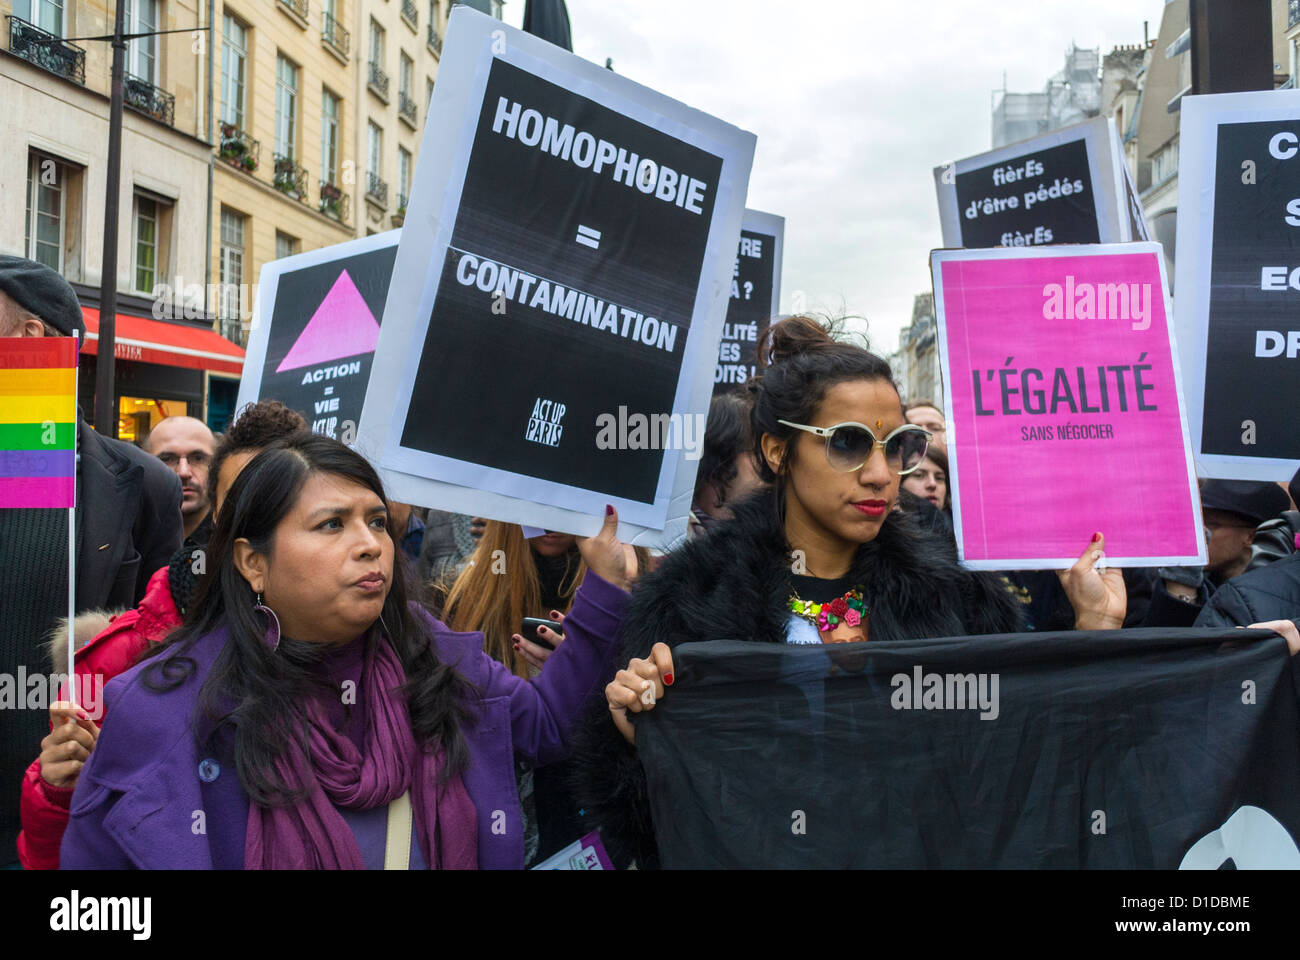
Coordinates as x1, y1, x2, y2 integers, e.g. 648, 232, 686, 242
60, 433, 631, 869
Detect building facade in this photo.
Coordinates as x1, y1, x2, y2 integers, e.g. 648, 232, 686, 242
0, 0, 243, 438
210, 0, 364, 349
1098, 0, 1293, 287
889, 293, 943, 413
353, 0, 448, 236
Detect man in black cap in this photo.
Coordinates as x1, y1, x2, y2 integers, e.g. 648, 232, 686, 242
1244, 468, 1300, 572
0, 254, 182, 866
1200, 479, 1292, 587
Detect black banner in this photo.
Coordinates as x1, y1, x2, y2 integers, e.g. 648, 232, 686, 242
397, 58, 723, 505
259, 246, 397, 439
638, 630, 1300, 868
1200, 119, 1300, 460
954, 138, 1099, 248
713, 228, 775, 394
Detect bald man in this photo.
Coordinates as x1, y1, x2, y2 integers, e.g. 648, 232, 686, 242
144, 416, 216, 542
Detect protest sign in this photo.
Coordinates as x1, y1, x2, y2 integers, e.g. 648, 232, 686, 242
238, 232, 400, 439
638, 631, 1300, 868
931, 243, 1205, 569
934, 117, 1131, 250
1174, 91, 1300, 481
357, 7, 754, 546
713, 209, 783, 394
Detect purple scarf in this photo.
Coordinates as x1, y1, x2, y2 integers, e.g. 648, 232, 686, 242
244, 628, 478, 870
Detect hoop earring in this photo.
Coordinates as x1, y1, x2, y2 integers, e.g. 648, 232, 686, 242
254, 591, 281, 652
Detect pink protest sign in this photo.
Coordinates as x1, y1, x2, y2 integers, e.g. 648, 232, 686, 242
931, 243, 1206, 569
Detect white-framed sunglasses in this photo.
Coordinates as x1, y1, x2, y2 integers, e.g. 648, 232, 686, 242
778, 419, 932, 475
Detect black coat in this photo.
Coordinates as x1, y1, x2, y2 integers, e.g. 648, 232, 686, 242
77, 420, 183, 610
1194, 552, 1300, 629
569, 488, 1024, 868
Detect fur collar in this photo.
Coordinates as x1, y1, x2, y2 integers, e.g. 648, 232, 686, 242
617, 487, 1022, 659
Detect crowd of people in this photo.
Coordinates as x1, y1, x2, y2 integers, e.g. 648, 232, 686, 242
2, 255, 1298, 870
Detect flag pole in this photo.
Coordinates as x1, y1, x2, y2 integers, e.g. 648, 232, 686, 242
67, 350, 78, 709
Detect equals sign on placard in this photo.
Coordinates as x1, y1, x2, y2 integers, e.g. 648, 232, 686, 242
575, 225, 601, 249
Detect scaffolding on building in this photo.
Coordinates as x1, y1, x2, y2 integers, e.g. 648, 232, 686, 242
991, 44, 1101, 147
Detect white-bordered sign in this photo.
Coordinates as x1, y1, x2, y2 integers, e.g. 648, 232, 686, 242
932, 243, 1205, 570
237, 231, 401, 439
713, 208, 783, 394
934, 117, 1132, 251
356, 6, 754, 546
1174, 90, 1300, 481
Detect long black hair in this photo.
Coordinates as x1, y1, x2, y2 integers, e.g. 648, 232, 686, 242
144, 433, 473, 805
748, 315, 899, 487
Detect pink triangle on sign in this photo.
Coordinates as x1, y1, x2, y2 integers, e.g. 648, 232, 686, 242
276, 269, 381, 372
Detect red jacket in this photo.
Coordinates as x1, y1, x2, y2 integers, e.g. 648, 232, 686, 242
17, 564, 181, 870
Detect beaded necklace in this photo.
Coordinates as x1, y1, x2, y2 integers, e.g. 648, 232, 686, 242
788, 585, 869, 643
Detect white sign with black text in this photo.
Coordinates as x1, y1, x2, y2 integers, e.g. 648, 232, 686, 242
356, 6, 755, 546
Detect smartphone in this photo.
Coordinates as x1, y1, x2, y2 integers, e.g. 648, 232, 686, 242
521, 617, 561, 650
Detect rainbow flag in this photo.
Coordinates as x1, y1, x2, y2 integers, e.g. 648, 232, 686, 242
0, 338, 77, 508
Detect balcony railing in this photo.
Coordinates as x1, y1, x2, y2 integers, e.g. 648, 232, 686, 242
366, 172, 388, 207
401, 0, 418, 28
124, 74, 175, 126
278, 0, 308, 22
218, 122, 259, 173
320, 181, 351, 223
399, 91, 417, 125
8, 16, 85, 85
273, 155, 309, 202
427, 24, 442, 55
322, 10, 350, 58
397, 192, 409, 216
368, 61, 390, 99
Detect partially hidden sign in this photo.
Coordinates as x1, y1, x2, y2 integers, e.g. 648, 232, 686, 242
931, 244, 1205, 569
1174, 90, 1300, 481
934, 117, 1134, 251
713, 209, 783, 394
238, 231, 399, 439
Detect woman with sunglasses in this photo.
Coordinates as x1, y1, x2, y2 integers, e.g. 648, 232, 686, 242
573, 315, 1119, 868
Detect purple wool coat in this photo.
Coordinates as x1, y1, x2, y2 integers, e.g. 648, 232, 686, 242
60, 573, 628, 869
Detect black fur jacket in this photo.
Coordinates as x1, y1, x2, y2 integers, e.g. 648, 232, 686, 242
567, 487, 1024, 868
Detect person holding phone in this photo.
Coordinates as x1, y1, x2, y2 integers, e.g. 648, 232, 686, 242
440, 522, 650, 864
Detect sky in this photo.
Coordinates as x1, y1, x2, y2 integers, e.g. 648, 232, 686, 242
501, 0, 1170, 354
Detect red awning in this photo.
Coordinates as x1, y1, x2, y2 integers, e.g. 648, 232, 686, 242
81, 307, 245, 376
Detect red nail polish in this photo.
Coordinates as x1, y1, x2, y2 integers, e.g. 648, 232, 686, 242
663, 672, 674, 686
605, 504, 614, 517
1091, 532, 1102, 543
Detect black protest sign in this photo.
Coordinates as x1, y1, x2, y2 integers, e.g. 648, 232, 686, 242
713, 217, 780, 394
241, 237, 398, 441
935, 118, 1125, 251
954, 138, 1097, 248
638, 632, 1300, 868
395, 58, 724, 506
1198, 119, 1300, 461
